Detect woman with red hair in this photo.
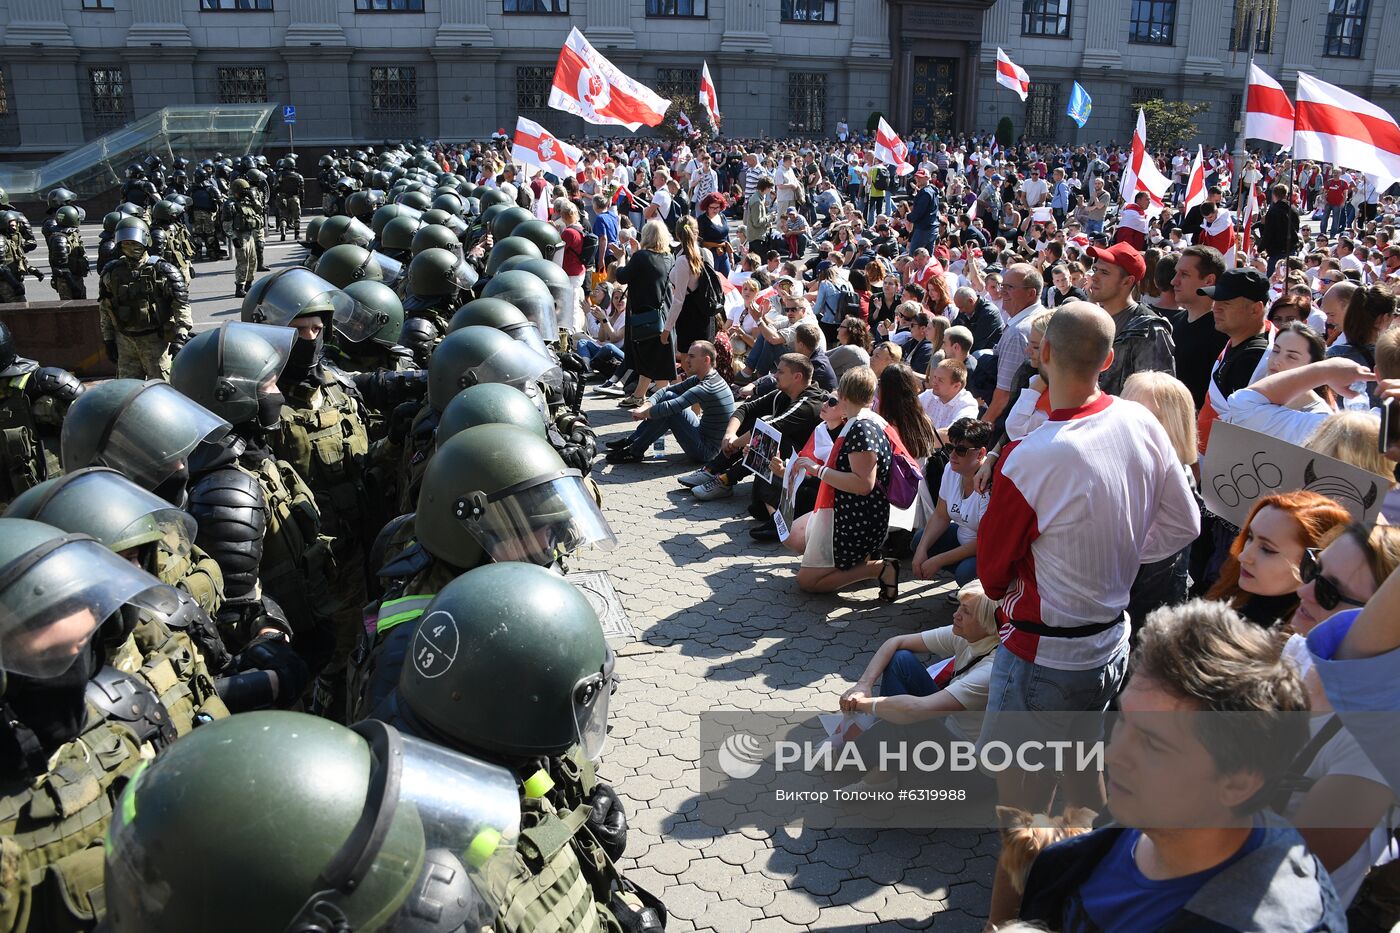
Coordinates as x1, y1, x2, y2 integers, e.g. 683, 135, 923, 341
1206, 490, 1352, 628
697, 192, 733, 277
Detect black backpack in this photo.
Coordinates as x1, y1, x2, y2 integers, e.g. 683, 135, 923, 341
579, 231, 600, 269
875, 166, 893, 191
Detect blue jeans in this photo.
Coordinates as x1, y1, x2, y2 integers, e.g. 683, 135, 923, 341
746, 338, 781, 377
881, 649, 938, 699
1082, 218, 1104, 236
929, 526, 978, 586
978, 641, 1128, 750
1324, 203, 1347, 236
866, 192, 892, 223
578, 340, 624, 370
908, 226, 935, 256
1127, 546, 1190, 639
628, 406, 718, 463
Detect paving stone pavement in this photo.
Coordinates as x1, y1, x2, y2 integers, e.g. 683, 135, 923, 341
571, 393, 997, 932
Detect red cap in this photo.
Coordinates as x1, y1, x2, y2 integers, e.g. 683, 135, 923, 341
1086, 242, 1146, 283
933, 244, 951, 264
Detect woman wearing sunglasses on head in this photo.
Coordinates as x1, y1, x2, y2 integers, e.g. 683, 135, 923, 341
1205, 491, 1352, 629
1273, 522, 1400, 921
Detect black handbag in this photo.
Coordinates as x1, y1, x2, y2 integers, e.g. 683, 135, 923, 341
631, 309, 665, 341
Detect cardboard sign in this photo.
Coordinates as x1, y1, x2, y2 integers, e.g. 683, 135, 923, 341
566, 571, 636, 644
1201, 421, 1386, 527
743, 419, 782, 482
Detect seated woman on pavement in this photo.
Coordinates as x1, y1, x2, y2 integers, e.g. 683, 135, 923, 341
750, 391, 847, 543
911, 417, 993, 593
677, 353, 824, 503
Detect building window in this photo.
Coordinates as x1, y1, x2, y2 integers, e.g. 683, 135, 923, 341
89, 67, 128, 133
1324, 0, 1368, 57
504, 0, 569, 12
1227, 92, 1242, 132
355, 0, 424, 9
1131, 86, 1165, 107
81, 0, 115, 8
0, 70, 8, 117
1022, 0, 1070, 37
655, 68, 699, 102
782, 0, 837, 23
216, 66, 269, 102
1025, 83, 1059, 140
1129, 0, 1176, 44
200, 0, 274, 9
787, 72, 826, 135
516, 66, 555, 120
1228, 0, 1273, 52
370, 66, 417, 115
647, 0, 705, 15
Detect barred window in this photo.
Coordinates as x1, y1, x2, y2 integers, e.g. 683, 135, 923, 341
355, 0, 424, 9
516, 66, 556, 119
782, 0, 837, 23
647, 0, 706, 14
1131, 86, 1165, 107
655, 68, 700, 102
1227, 92, 1243, 133
89, 67, 128, 133
1129, 0, 1176, 44
200, 0, 274, 10
504, 0, 569, 12
1324, 0, 1368, 57
1228, 0, 1273, 52
1025, 83, 1060, 140
0, 71, 8, 116
1022, 0, 1070, 37
370, 66, 417, 114
217, 67, 269, 103
787, 72, 826, 135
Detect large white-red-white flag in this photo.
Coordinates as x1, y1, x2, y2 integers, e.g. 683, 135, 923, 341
512, 117, 581, 179
1293, 72, 1400, 188
1120, 108, 1171, 210
548, 28, 670, 131
874, 117, 915, 176
1183, 145, 1207, 213
996, 48, 1029, 102
699, 61, 721, 127
1245, 64, 1295, 149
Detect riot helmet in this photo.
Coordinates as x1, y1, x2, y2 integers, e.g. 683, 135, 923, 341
171, 322, 295, 428
430, 192, 465, 217
409, 223, 461, 258
406, 248, 478, 299
54, 205, 83, 230
342, 280, 406, 349
397, 564, 616, 759
395, 190, 433, 212
447, 297, 549, 360
370, 202, 423, 238
436, 383, 547, 449
379, 216, 424, 253
481, 270, 558, 343
474, 188, 513, 213
45, 188, 78, 213
484, 236, 542, 278
242, 267, 376, 343
152, 199, 184, 224
103, 712, 520, 933
509, 219, 564, 259
319, 214, 375, 250
316, 244, 404, 292
489, 206, 533, 244
426, 326, 559, 412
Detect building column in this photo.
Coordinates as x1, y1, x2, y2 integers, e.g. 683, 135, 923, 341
1183, 0, 1227, 77
126, 0, 194, 48
1082, 0, 1124, 69
2, 48, 85, 152
849, 0, 890, 58
586, 0, 636, 49
2, 0, 76, 48
284, 0, 348, 47
280, 47, 353, 145
1371, 0, 1400, 90
1279, 0, 1320, 82
435, 0, 493, 48
720, 0, 773, 55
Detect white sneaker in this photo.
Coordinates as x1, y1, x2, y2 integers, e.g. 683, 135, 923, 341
678, 469, 714, 488
693, 478, 733, 501
842, 772, 900, 794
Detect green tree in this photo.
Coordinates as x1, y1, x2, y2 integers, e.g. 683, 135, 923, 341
657, 94, 718, 143
995, 117, 1015, 149
1137, 98, 1211, 152
866, 112, 885, 134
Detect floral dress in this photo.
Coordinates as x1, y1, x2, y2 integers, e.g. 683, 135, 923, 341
802, 413, 893, 570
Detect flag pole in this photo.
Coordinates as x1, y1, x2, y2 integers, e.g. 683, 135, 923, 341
1233, 3, 1259, 216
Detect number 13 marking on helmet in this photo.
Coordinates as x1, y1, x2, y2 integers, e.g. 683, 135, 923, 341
410, 610, 459, 679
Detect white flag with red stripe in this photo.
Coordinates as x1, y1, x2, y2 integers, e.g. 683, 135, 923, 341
1245, 64, 1295, 149
1183, 145, 1207, 213
1242, 182, 1259, 259
511, 116, 582, 179
996, 48, 1029, 102
1293, 72, 1400, 188
1119, 108, 1171, 210
699, 61, 721, 128
874, 117, 915, 176
548, 28, 670, 131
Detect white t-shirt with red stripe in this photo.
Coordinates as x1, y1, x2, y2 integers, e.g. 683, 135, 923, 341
977, 394, 1200, 671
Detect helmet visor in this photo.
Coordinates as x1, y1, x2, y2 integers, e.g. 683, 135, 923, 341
335, 293, 394, 344
253, 269, 357, 329
370, 251, 405, 286
38, 469, 199, 558
101, 383, 231, 490
466, 342, 558, 393
340, 217, 374, 247
450, 257, 480, 292
458, 471, 617, 566
573, 648, 618, 761
504, 321, 550, 360
0, 538, 165, 678
218, 322, 297, 401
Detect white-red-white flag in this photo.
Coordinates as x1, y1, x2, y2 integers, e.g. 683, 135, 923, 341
1183, 145, 1207, 213
1120, 109, 1171, 210
548, 28, 670, 131
1245, 64, 1295, 149
1293, 72, 1400, 188
874, 117, 915, 176
1241, 183, 1259, 259
699, 61, 721, 127
512, 117, 582, 179
996, 48, 1030, 102
676, 111, 694, 137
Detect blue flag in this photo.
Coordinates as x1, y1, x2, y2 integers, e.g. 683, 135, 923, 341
1067, 82, 1092, 128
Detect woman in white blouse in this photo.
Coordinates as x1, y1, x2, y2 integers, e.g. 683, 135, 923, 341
912, 417, 993, 588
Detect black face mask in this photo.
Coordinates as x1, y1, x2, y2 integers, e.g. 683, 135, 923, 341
3, 636, 105, 756
257, 390, 285, 430
280, 333, 324, 390
152, 462, 191, 508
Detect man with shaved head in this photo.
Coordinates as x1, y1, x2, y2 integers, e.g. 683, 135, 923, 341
976, 300, 1201, 907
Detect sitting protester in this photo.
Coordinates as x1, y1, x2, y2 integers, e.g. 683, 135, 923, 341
911, 417, 993, 589
606, 340, 736, 465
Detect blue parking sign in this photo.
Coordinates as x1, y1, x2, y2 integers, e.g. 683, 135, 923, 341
283, 105, 296, 124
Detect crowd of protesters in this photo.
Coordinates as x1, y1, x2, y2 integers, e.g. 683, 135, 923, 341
469, 123, 1400, 932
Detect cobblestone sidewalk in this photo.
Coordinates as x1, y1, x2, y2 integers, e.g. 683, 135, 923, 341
572, 394, 997, 932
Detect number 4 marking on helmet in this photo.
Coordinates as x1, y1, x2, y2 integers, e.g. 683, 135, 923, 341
411, 610, 459, 679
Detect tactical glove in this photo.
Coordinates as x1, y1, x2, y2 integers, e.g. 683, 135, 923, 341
587, 782, 629, 862
236, 632, 310, 708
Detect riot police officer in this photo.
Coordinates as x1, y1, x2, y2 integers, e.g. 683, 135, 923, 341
151, 198, 195, 284
224, 177, 264, 297
102, 710, 521, 933
119, 163, 159, 209
317, 153, 340, 214
0, 210, 42, 302
0, 518, 229, 933
0, 321, 84, 507
402, 247, 479, 334
243, 166, 272, 272
0, 186, 36, 253
40, 187, 79, 242
97, 224, 191, 380
44, 205, 90, 300
274, 157, 305, 241
372, 563, 665, 933
190, 162, 226, 260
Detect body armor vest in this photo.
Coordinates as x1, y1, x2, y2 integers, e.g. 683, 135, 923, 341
271, 373, 370, 546
100, 259, 162, 336
0, 370, 50, 506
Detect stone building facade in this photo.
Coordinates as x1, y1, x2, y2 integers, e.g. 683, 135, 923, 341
0, 0, 1395, 157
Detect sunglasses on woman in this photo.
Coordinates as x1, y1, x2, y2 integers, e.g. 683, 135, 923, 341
946, 444, 977, 456
1300, 548, 1367, 611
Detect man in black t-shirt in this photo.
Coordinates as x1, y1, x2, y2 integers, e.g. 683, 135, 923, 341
1169, 245, 1228, 410
1197, 268, 1272, 449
